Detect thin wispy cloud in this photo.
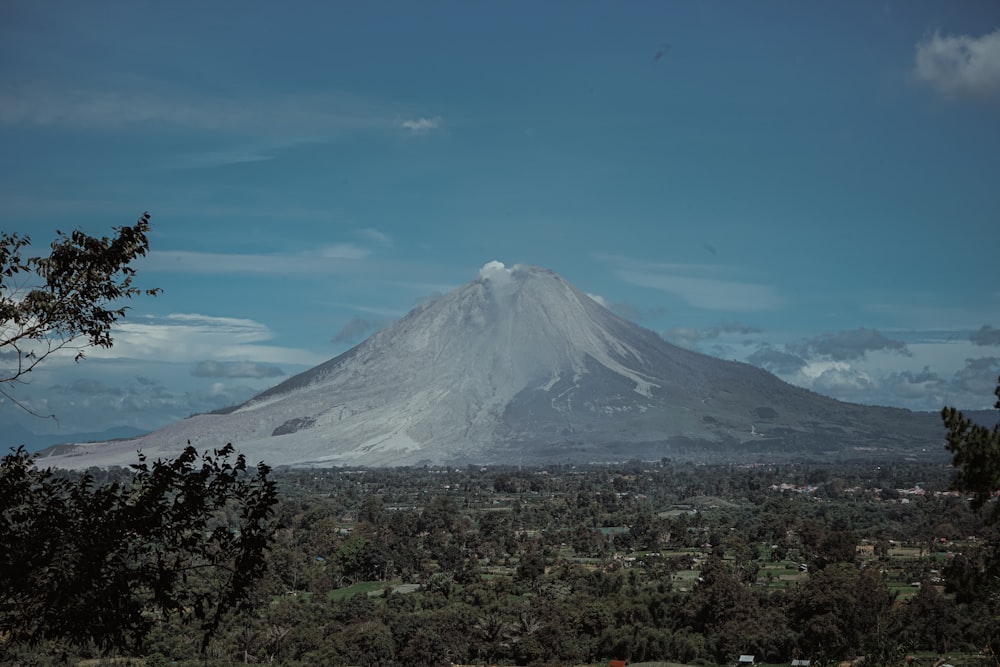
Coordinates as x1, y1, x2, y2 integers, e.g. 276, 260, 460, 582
356, 228, 392, 245
142, 250, 373, 276
163, 141, 297, 170
398, 117, 442, 134
617, 269, 785, 312
81, 314, 326, 366
168, 149, 276, 170
321, 243, 371, 260
911, 29, 1000, 101
0, 84, 405, 136
598, 253, 784, 312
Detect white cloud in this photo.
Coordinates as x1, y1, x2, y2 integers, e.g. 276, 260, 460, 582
149, 313, 272, 338
356, 228, 391, 245
738, 331, 1000, 411
798, 359, 853, 381
813, 367, 875, 395
398, 117, 441, 134
479, 260, 513, 283
83, 314, 326, 366
912, 29, 1000, 101
0, 315, 324, 433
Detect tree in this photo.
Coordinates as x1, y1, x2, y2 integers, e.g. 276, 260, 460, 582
1, 212, 159, 414
0, 217, 278, 657
790, 562, 893, 660
942, 376, 1000, 644
942, 375, 1000, 517
0, 443, 277, 655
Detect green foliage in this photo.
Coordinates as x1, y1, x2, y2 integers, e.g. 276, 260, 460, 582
943, 375, 1000, 516
89, 461, 997, 665
0, 215, 283, 659
0, 444, 277, 655
791, 563, 893, 659
0, 212, 159, 412
941, 376, 1000, 643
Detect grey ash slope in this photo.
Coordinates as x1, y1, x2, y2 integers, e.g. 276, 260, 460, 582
40, 263, 942, 469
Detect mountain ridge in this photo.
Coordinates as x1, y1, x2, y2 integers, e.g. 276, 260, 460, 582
38, 263, 945, 469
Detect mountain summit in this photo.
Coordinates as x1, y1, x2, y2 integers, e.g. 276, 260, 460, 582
42, 262, 942, 468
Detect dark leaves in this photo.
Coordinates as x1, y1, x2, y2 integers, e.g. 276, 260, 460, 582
0, 212, 161, 398
0, 444, 277, 654
942, 374, 1000, 515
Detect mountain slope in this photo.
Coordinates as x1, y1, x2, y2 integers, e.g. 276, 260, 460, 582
40, 263, 944, 469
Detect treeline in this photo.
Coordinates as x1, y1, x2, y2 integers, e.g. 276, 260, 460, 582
10, 461, 998, 666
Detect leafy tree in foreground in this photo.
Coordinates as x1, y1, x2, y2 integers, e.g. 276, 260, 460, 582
0, 443, 278, 654
941, 374, 1000, 651
942, 374, 1000, 518
0, 216, 279, 658
1, 212, 159, 413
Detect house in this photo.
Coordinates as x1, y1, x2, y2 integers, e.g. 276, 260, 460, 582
792, 660, 811, 667
739, 655, 756, 666
609, 661, 627, 667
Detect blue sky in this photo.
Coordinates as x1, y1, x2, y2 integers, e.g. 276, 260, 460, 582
2, 0, 999, 438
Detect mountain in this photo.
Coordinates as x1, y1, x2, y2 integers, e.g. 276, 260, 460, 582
964, 409, 1000, 430
2, 424, 148, 454
39, 262, 945, 469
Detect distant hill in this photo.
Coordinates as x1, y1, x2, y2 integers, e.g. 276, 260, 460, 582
41, 263, 948, 469
4, 425, 148, 454
965, 408, 1000, 429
